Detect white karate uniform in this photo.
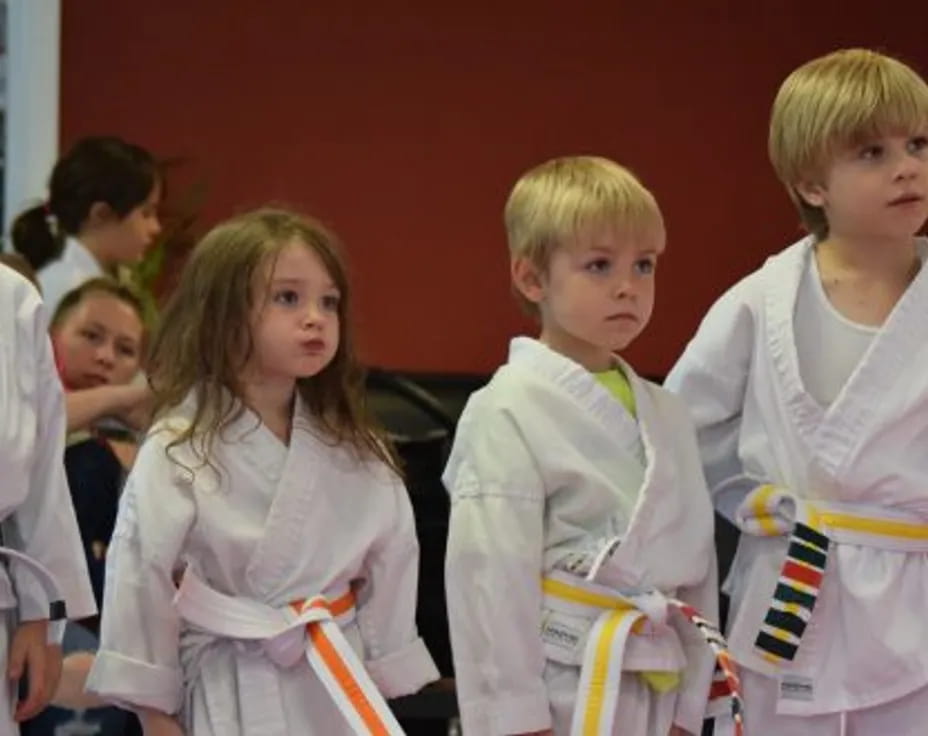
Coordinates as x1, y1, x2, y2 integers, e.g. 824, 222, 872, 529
444, 337, 717, 736
666, 236, 928, 733
86, 395, 438, 735
0, 265, 97, 734
37, 237, 103, 315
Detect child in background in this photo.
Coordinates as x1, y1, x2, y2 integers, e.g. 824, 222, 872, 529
50, 278, 150, 609
12, 135, 161, 314
51, 277, 151, 436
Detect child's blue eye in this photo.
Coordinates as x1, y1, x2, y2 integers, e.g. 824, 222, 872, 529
634, 259, 656, 276
909, 136, 928, 154
585, 258, 611, 275
273, 290, 300, 306
322, 294, 341, 311
860, 144, 883, 160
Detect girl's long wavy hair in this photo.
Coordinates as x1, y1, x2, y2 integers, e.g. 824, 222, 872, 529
147, 208, 399, 475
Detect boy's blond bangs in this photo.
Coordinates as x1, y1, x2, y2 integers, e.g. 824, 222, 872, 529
770, 49, 928, 235
505, 156, 663, 270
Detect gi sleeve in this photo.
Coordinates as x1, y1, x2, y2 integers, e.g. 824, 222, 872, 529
664, 279, 757, 519
357, 469, 440, 698
9, 284, 96, 623
86, 432, 195, 715
443, 400, 551, 735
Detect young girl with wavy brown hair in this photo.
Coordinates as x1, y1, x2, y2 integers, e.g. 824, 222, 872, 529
86, 208, 437, 736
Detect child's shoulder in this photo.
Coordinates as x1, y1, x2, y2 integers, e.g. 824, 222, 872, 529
448, 364, 550, 466
444, 367, 549, 492
719, 236, 812, 300
0, 266, 43, 334
147, 402, 195, 441
457, 359, 542, 421
619, 362, 687, 418
139, 402, 206, 467
637, 376, 694, 426
687, 236, 812, 341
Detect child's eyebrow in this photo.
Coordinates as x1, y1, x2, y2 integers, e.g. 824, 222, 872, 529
583, 242, 665, 256
270, 276, 339, 291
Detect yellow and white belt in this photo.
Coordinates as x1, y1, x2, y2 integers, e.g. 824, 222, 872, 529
738, 484, 928, 667
543, 570, 743, 736
174, 569, 403, 736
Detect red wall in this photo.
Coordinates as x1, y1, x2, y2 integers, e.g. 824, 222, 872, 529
60, 2, 928, 375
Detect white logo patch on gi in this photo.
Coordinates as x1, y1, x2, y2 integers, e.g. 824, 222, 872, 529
779, 674, 814, 702
540, 613, 586, 662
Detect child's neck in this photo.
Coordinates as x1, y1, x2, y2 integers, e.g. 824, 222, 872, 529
817, 233, 918, 279
241, 377, 296, 445
75, 229, 110, 268
538, 328, 614, 372
815, 233, 921, 327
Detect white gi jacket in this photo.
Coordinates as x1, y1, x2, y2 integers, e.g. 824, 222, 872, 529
87, 395, 438, 734
0, 265, 96, 618
444, 337, 717, 735
0, 266, 96, 734
666, 235, 928, 715
37, 237, 103, 316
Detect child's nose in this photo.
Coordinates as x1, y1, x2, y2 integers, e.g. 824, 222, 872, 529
894, 148, 923, 180
612, 275, 634, 297
96, 342, 116, 366
302, 303, 323, 326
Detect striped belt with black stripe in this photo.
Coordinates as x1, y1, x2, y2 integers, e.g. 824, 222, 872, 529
736, 484, 928, 667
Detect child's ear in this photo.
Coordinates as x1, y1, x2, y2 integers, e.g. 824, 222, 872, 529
86, 201, 117, 228
795, 180, 827, 208
511, 256, 545, 304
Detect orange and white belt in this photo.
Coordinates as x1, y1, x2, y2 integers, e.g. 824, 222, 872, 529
174, 569, 404, 736
543, 570, 743, 736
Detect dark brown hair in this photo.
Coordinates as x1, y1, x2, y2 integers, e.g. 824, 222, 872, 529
13, 136, 159, 270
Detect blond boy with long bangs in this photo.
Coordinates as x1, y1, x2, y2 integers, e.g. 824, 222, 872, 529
667, 48, 928, 733
444, 156, 726, 735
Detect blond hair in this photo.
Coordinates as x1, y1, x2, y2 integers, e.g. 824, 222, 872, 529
504, 156, 663, 312
147, 208, 399, 475
770, 48, 928, 240
50, 277, 145, 333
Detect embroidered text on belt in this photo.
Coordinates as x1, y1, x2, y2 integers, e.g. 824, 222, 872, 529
174, 570, 404, 735
543, 570, 744, 736
738, 484, 928, 667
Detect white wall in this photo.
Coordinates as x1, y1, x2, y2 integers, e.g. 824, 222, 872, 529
3, 0, 60, 243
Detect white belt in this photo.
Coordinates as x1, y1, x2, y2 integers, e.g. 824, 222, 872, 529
174, 569, 404, 736
543, 570, 743, 736
0, 545, 67, 642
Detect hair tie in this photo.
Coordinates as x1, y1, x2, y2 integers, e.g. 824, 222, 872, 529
44, 202, 59, 237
